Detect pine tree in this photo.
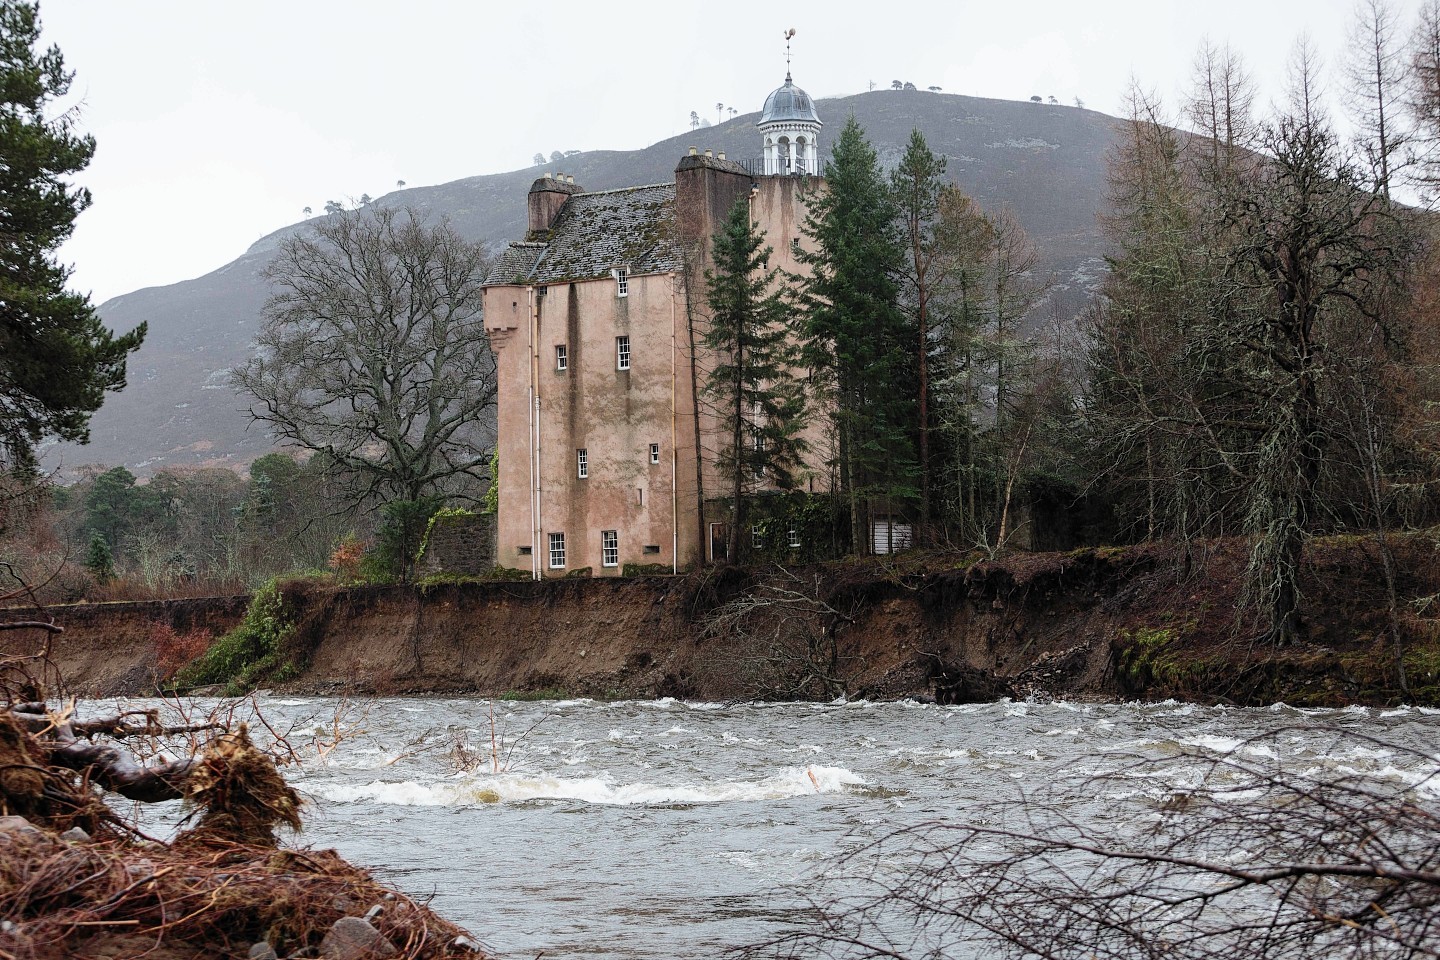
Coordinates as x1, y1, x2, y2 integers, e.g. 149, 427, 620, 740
84, 530, 113, 583
0, 1, 145, 468
796, 116, 917, 553
891, 130, 948, 540
703, 197, 808, 562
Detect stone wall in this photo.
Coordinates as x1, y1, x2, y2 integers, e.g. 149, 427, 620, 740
418, 512, 496, 576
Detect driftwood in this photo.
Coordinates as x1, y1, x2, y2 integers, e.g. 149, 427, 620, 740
8, 704, 222, 802
0, 566, 490, 958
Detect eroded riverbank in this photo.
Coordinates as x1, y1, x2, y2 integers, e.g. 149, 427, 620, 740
37, 538, 1440, 707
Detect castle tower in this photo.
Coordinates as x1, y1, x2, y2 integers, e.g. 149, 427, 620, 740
759, 32, 822, 175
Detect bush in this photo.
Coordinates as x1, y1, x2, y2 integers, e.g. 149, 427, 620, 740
148, 622, 213, 683
171, 580, 297, 694
328, 534, 365, 582
622, 562, 674, 577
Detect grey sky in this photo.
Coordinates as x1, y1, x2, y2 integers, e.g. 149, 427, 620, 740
42, 0, 1380, 305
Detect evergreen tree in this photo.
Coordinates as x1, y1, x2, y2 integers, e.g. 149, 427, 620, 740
84, 529, 113, 583
703, 197, 808, 562
0, 1, 145, 469
891, 130, 948, 539
796, 116, 916, 553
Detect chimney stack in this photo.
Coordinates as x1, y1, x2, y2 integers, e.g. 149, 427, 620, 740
527, 174, 583, 236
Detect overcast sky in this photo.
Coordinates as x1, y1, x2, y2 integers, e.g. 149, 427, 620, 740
41, 0, 1394, 305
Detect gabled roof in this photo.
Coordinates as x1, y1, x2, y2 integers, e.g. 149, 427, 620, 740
484, 183, 682, 287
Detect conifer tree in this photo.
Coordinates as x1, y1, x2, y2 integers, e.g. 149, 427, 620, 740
891, 130, 948, 539
796, 116, 916, 553
84, 530, 113, 583
0, 1, 144, 469
703, 197, 808, 562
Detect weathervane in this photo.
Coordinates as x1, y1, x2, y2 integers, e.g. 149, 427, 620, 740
785, 28, 796, 81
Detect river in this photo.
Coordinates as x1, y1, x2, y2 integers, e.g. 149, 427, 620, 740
131, 696, 1440, 959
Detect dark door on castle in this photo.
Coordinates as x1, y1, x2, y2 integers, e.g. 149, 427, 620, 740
709, 522, 728, 563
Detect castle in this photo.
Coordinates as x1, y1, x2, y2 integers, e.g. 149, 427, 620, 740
481, 71, 828, 577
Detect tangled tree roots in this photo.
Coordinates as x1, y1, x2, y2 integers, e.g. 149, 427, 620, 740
0, 707, 490, 960
1, 593, 490, 960
177, 725, 302, 848
0, 830, 485, 959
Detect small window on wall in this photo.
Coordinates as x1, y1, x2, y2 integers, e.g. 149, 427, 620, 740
649, 443, 660, 465
616, 335, 631, 371
751, 527, 765, 549
517, 546, 532, 556
616, 267, 629, 298
601, 530, 619, 567
548, 532, 566, 568
555, 344, 567, 371
788, 528, 801, 548
577, 448, 588, 479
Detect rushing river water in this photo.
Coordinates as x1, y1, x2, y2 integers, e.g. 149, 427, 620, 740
130, 696, 1440, 959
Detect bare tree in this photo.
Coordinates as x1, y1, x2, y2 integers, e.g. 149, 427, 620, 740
749, 728, 1440, 960
696, 566, 858, 700
233, 207, 497, 505
1343, 0, 1408, 194
1408, 0, 1440, 201
1187, 40, 1259, 172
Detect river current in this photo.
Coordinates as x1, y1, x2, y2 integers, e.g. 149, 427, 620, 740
128, 696, 1440, 959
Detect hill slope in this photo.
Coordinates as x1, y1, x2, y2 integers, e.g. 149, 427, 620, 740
51, 90, 1117, 476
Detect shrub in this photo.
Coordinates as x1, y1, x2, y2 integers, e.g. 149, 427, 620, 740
171, 580, 297, 694
149, 621, 213, 683
329, 534, 365, 582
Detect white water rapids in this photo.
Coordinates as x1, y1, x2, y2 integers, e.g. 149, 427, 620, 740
121, 696, 1440, 959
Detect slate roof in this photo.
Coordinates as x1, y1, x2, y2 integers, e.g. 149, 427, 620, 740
485, 242, 545, 285
483, 183, 681, 287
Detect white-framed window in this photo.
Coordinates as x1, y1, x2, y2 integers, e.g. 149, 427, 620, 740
751, 526, 765, 549
649, 443, 660, 465
577, 448, 588, 479
788, 528, 801, 548
616, 267, 628, 298
548, 532, 566, 568
555, 344, 567, 371
601, 530, 619, 567
616, 335, 631, 371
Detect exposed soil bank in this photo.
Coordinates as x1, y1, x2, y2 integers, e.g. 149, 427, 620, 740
37, 537, 1440, 707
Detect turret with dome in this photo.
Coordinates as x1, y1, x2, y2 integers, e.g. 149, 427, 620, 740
758, 30, 822, 175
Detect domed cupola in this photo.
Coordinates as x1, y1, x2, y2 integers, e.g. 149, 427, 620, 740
759, 31, 822, 175
761, 76, 820, 125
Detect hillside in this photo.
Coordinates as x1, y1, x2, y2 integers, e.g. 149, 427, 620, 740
49, 90, 1117, 477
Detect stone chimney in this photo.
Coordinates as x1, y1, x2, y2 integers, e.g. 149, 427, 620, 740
527, 175, 583, 237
